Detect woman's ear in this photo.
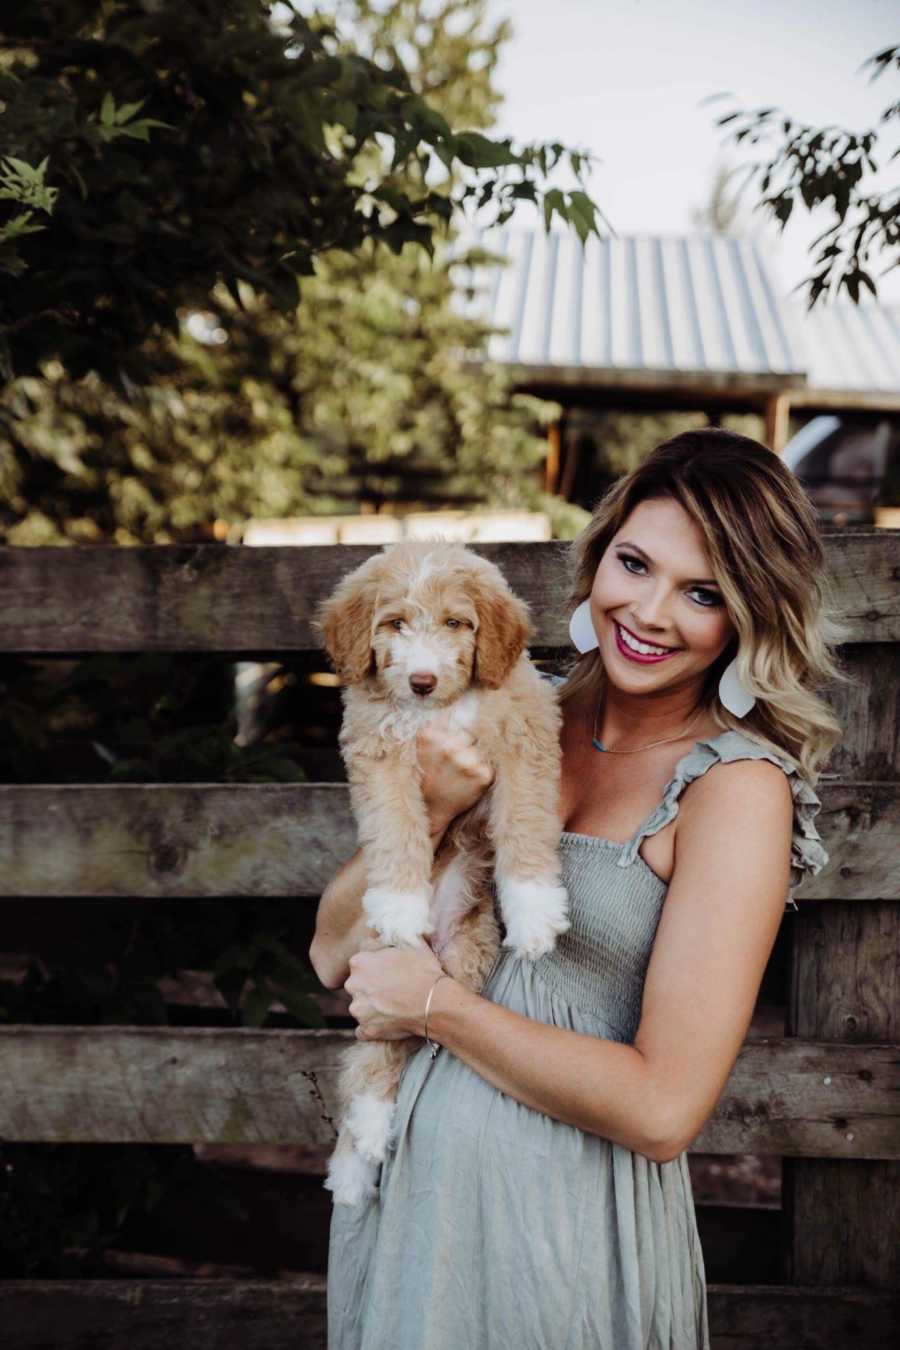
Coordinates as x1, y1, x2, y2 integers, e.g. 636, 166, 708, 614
472, 574, 533, 688
317, 557, 382, 685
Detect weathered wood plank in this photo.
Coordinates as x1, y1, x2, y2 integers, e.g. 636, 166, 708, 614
0, 1280, 896, 1350
705, 1283, 900, 1349
1, 781, 897, 899
825, 644, 900, 779
1, 533, 897, 653
0, 1278, 328, 1350
1, 1028, 897, 1158
784, 902, 900, 1289
0, 783, 357, 898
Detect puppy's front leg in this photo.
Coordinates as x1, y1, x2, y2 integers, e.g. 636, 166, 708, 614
349, 749, 435, 947
488, 714, 569, 960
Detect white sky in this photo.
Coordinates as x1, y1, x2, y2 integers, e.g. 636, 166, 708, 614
484, 0, 899, 302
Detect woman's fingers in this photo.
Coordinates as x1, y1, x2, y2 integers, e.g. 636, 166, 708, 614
414, 713, 495, 828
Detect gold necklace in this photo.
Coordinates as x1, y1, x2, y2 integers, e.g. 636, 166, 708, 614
592, 703, 704, 754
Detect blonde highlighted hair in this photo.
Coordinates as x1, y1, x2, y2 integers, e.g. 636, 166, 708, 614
563, 429, 844, 784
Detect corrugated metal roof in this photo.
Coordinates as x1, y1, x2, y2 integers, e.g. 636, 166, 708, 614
450, 229, 900, 394
798, 300, 900, 392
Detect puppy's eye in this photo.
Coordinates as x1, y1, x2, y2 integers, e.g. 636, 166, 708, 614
445, 618, 462, 630
390, 618, 404, 631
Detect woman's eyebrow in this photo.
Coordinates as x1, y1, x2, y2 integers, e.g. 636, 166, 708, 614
615, 540, 720, 588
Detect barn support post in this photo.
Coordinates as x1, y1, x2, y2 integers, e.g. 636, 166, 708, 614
764, 393, 792, 453
544, 418, 562, 493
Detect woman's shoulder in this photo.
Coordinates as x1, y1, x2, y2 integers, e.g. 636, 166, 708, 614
675, 730, 803, 831
670, 729, 827, 910
677, 741, 793, 823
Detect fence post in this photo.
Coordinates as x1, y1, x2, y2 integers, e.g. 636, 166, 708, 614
783, 901, 900, 1287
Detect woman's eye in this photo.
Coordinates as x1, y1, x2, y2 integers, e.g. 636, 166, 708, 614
445, 618, 461, 629
689, 588, 723, 608
390, 618, 404, 630
618, 553, 646, 575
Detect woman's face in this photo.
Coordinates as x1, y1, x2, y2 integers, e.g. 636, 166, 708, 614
589, 496, 736, 697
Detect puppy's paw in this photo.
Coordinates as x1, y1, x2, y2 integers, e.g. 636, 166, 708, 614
324, 1147, 380, 1206
498, 878, 570, 960
345, 1091, 397, 1164
362, 887, 434, 946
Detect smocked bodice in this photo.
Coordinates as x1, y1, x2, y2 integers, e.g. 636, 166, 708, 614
530, 833, 667, 1039
504, 688, 830, 1041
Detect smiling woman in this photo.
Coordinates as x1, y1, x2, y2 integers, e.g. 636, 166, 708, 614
317, 428, 841, 1350
563, 430, 843, 783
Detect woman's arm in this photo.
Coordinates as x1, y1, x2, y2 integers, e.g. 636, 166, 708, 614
397, 757, 793, 1162
309, 717, 495, 990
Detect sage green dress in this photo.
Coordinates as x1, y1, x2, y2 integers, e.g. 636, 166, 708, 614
327, 715, 827, 1350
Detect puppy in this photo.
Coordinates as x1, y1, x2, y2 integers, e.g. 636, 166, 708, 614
318, 540, 568, 1205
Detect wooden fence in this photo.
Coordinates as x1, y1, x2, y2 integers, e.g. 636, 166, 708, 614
1, 535, 899, 1349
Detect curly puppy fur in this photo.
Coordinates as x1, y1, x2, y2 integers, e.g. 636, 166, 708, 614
317, 540, 569, 1205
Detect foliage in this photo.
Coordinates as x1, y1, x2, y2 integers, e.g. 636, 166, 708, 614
1, 0, 569, 543
712, 45, 899, 305
0, 649, 322, 1028
0, 251, 560, 542
690, 162, 745, 235
0, 894, 323, 1031
0, 0, 600, 383
0, 652, 306, 783
0, 1141, 240, 1277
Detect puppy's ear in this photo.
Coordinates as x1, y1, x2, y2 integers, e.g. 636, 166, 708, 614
317, 558, 382, 685
471, 571, 533, 688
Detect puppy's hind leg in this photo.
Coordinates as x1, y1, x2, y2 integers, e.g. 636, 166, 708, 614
324, 1126, 380, 1207
325, 1037, 419, 1206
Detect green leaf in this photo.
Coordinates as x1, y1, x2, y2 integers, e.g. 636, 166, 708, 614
453, 131, 517, 170
542, 187, 565, 232
243, 980, 272, 1028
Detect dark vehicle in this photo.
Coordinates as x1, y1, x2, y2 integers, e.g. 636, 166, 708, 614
782, 414, 899, 525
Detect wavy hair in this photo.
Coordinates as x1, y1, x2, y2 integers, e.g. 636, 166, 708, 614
562, 429, 844, 784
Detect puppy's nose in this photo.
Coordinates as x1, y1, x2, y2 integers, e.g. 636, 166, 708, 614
409, 671, 437, 696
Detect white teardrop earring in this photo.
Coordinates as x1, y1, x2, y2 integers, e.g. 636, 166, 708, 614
569, 599, 599, 653
718, 656, 756, 718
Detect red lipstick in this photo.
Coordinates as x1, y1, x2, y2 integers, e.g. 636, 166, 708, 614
613, 621, 680, 665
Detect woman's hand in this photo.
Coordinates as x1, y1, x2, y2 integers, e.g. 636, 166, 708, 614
417, 714, 494, 837
345, 942, 450, 1041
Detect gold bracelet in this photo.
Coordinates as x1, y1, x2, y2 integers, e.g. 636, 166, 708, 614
424, 972, 450, 1058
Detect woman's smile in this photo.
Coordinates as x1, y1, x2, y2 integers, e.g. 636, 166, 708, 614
613, 620, 681, 664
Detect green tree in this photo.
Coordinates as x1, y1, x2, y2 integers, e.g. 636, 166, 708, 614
2, 0, 585, 543
713, 44, 899, 304
0, 0, 600, 383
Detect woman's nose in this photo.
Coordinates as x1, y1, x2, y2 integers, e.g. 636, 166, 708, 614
630, 584, 670, 630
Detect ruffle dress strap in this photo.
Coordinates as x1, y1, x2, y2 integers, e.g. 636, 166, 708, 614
616, 730, 828, 913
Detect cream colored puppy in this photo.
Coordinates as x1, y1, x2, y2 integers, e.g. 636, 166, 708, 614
318, 539, 568, 1205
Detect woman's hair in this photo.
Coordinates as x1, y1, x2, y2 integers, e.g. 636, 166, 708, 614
563, 428, 844, 784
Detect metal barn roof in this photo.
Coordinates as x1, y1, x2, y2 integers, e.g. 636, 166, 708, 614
450, 230, 900, 406
800, 299, 900, 393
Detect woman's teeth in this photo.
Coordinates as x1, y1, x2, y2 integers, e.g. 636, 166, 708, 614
616, 623, 673, 657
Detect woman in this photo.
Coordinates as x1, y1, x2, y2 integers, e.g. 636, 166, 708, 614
310, 429, 841, 1350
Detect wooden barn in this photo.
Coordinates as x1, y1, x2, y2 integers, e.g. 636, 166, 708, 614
453, 230, 900, 503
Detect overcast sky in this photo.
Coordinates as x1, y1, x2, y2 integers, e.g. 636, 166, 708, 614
483, 0, 898, 302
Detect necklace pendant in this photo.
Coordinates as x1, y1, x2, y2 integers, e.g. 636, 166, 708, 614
591, 736, 607, 753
